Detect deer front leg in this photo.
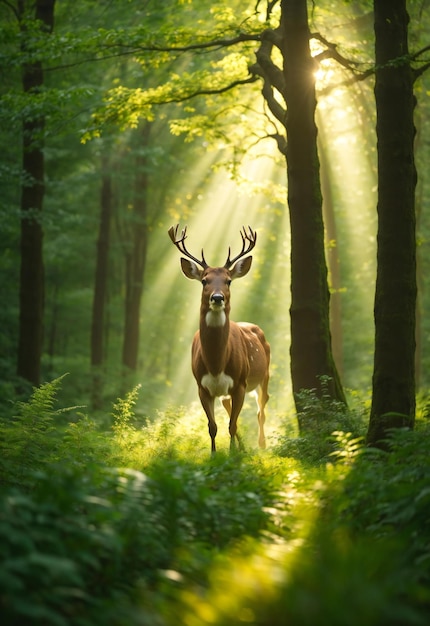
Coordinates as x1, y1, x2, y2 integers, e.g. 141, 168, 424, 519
198, 386, 217, 453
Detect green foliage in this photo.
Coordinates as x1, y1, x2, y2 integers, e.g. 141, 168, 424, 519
328, 427, 430, 579
0, 375, 70, 486
111, 384, 141, 446
329, 429, 364, 463
0, 465, 165, 625
59, 414, 111, 467
274, 383, 366, 464
2, 378, 430, 624
163, 431, 430, 626
0, 382, 286, 625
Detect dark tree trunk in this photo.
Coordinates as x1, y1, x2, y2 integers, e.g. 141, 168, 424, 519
121, 123, 151, 372
414, 111, 424, 390
90, 158, 113, 408
280, 0, 345, 419
16, 0, 55, 387
367, 0, 416, 446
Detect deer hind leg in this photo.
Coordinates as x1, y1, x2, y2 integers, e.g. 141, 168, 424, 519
256, 377, 269, 449
228, 387, 246, 452
221, 396, 232, 416
199, 387, 217, 453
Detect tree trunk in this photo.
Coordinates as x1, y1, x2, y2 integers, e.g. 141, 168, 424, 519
90, 157, 113, 408
16, 0, 55, 387
414, 110, 424, 390
367, 0, 416, 447
280, 0, 345, 420
121, 123, 151, 372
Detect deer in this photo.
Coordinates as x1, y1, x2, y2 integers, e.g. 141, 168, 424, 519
168, 224, 270, 453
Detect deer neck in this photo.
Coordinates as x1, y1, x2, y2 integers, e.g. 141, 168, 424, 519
200, 305, 230, 375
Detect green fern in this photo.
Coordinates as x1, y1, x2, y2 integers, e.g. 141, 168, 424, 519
111, 384, 141, 448
0, 375, 69, 485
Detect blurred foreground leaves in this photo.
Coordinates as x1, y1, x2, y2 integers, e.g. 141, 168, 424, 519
1, 379, 430, 624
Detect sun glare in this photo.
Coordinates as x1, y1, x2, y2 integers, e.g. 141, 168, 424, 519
317, 79, 377, 386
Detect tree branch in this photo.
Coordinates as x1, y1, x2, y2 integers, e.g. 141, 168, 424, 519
105, 32, 262, 55
413, 61, 430, 81
411, 43, 430, 61
317, 67, 375, 96
410, 44, 430, 81
255, 35, 285, 95
152, 75, 260, 105
268, 132, 287, 154
247, 24, 286, 127
250, 62, 286, 123
255, 0, 281, 22
44, 32, 263, 73
311, 31, 362, 72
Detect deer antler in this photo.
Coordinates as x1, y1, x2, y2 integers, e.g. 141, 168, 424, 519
224, 226, 257, 269
168, 224, 208, 269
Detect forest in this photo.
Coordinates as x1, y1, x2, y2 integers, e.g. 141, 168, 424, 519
1, 0, 430, 623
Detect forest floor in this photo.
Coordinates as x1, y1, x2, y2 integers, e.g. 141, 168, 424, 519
1, 378, 430, 625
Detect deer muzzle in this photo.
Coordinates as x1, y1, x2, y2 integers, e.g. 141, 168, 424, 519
210, 292, 225, 308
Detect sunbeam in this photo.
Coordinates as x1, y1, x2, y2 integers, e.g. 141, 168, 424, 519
140, 139, 291, 438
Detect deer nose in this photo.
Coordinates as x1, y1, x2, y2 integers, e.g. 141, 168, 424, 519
211, 293, 224, 305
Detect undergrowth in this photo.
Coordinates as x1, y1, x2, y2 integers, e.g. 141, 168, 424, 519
0, 377, 430, 625
274, 384, 367, 464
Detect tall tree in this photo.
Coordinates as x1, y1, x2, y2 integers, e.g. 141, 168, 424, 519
280, 0, 345, 412
367, 0, 417, 446
14, 0, 55, 386
246, 0, 346, 419
120, 123, 151, 373
91, 154, 113, 409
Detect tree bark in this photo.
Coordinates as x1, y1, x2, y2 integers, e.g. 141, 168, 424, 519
280, 0, 345, 419
16, 0, 55, 387
91, 157, 113, 408
367, 0, 416, 446
414, 110, 424, 390
121, 123, 151, 372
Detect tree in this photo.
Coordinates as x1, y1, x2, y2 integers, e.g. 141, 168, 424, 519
367, 0, 417, 446
13, 0, 56, 386
279, 0, 345, 412
91, 154, 113, 409
120, 123, 151, 373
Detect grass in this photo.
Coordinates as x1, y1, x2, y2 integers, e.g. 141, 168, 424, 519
1, 378, 430, 624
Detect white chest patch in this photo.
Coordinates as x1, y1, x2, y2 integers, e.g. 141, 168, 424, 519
201, 371, 234, 397
205, 309, 226, 327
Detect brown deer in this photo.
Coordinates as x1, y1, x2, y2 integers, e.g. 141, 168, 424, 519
168, 224, 270, 452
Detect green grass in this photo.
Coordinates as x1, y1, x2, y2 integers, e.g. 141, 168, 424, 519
1, 378, 430, 625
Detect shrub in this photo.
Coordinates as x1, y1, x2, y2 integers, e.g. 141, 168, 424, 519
274, 383, 366, 464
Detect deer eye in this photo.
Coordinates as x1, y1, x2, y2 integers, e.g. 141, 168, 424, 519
226, 279, 232, 287
201, 278, 208, 286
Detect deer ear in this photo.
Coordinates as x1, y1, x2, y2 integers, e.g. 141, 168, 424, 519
230, 256, 252, 280
180, 257, 203, 281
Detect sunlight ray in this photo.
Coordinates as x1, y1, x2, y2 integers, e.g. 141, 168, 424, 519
140, 139, 291, 434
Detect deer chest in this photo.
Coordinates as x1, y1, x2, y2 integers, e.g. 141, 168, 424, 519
201, 371, 234, 397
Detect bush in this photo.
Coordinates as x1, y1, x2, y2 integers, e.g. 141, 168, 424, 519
327, 426, 430, 585
274, 384, 366, 464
